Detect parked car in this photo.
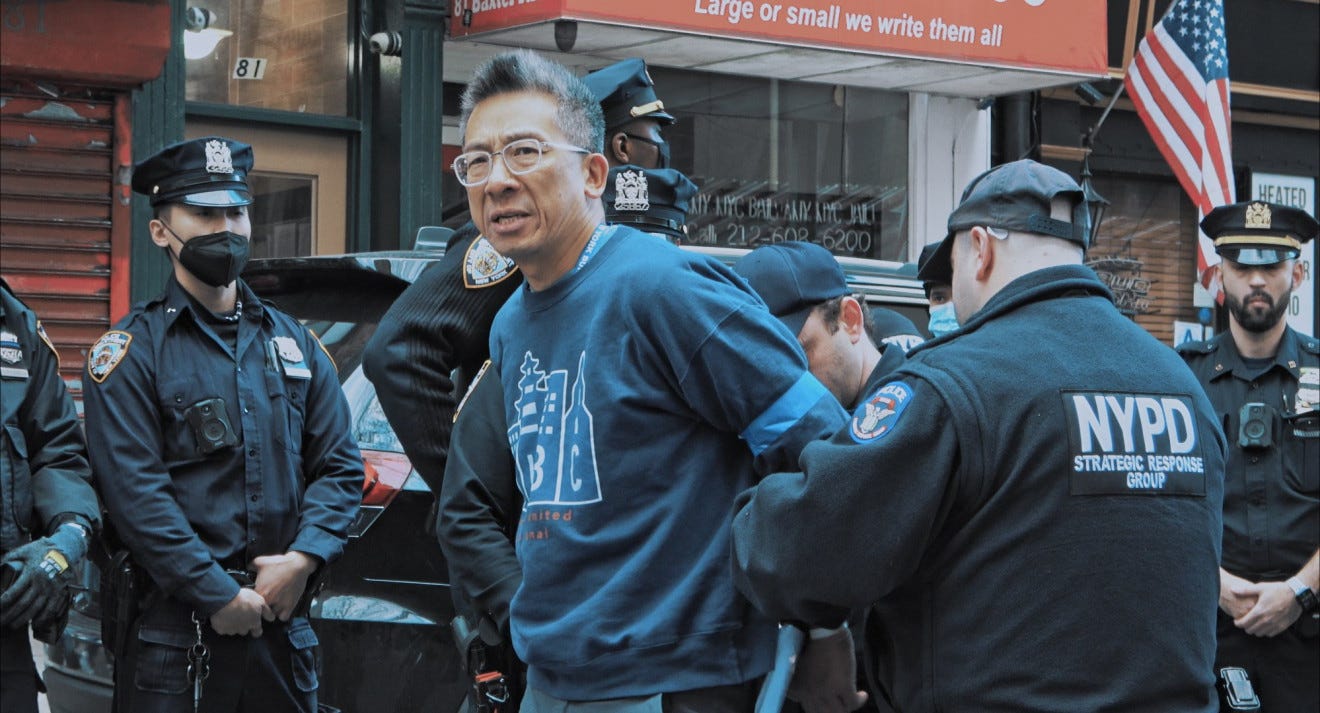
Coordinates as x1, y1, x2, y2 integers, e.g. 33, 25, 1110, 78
41, 238, 926, 713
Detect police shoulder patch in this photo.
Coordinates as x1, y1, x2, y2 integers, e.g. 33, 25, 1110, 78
850, 382, 915, 443
463, 234, 518, 288
87, 331, 133, 383
35, 321, 59, 361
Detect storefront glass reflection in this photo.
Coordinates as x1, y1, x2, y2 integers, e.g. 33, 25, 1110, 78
654, 69, 908, 261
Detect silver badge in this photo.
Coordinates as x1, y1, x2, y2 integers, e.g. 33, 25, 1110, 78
272, 336, 303, 363
204, 139, 234, 174
612, 170, 649, 213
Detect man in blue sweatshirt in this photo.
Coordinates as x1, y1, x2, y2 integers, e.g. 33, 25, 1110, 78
732, 160, 1226, 712
454, 49, 847, 709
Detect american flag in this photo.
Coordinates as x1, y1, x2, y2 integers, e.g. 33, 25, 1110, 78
1125, 0, 1233, 297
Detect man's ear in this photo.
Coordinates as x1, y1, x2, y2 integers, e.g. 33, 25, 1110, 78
967, 227, 996, 282
148, 217, 172, 249
1291, 259, 1305, 291
839, 296, 866, 343
607, 131, 628, 165
583, 152, 611, 199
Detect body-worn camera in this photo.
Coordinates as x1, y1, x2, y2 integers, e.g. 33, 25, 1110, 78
184, 397, 239, 455
1237, 402, 1274, 450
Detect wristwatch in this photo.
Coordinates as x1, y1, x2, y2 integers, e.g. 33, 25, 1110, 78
1287, 577, 1318, 613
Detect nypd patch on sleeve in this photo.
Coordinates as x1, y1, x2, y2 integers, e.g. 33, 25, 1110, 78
87, 331, 132, 383
850, 382, 914, 443
1062, 391, 1206, 496
463, 234, 518, 288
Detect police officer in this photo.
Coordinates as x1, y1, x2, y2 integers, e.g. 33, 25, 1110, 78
733, 241, 912, 411
82, 136, 363, 713
361, 58, 681, 711
1177, 200, 1319, 712
917, 242, 957, 338
584, 57, 676, 169
731, 160, 1227, 712
0, 278, 100, 713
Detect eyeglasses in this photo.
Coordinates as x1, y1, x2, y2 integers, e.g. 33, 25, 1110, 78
452, 138, 591, 187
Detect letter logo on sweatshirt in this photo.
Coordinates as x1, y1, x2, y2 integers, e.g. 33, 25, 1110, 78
1062, 391, 1206, 496
509, 351, 602, 506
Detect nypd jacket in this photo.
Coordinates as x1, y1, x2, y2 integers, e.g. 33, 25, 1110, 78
82, 277, 362, 617
1, 280, 99, 554
1178, 328, 1319, 582
733, 264, 1226, 712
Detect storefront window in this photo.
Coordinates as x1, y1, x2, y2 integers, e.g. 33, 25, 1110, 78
184, 0, 348, 115
655, 69, 908, 261
1086, 174, 1201, 345
248, 174, 312, 258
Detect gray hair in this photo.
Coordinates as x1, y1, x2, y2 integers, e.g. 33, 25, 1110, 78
459, 50, 604, 153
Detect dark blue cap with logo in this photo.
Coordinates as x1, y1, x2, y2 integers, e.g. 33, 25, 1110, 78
733, 241, 849, 336
1201, 200, 1318, 266
918, 159, 1088, 283
583, 58, 675, 132
132, 136, 254, 207
604, 165, 697, 243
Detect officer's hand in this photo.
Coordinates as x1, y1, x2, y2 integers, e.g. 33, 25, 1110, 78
210, 588, 271, 637
0, 538, 76, 629
251, 551, 317, 622
1233, 580, 1302, 637
788, 627, 869, 713
1219, 569, 1257, 620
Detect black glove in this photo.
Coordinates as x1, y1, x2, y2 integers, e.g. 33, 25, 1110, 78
0, 537, 77, 629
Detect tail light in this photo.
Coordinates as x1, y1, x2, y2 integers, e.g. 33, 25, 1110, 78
360, 449, 412, 507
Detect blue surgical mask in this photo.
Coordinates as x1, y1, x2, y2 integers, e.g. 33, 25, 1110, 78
927, 302, 960, 338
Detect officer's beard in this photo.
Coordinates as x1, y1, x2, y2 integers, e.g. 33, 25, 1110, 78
1226, 287, 1290, 333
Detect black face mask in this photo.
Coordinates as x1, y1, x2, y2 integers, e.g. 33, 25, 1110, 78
162, 223, 250, 287
624, 133, 671, 169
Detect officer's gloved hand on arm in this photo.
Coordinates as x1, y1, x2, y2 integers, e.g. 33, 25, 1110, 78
789, 626, 869, 713
210, 587, 272, 638
0, 523, 87, 629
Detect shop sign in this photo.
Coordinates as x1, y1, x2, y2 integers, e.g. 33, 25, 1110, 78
1087, 255, 1154, 317
1251, 172, 1316, 336
684, 185, 901, 261
451, 0, 1106, 77
0, 0, 171, 86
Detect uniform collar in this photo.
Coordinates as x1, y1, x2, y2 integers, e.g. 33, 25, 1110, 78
1210, 326, 1309, 382
156, 276, 265, 328
954, 264, 1112, 339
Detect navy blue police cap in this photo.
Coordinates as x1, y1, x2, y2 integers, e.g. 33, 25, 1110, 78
583, 58, 675, 133
132, 136, 254, 207
917, 242, 947, 293
1201, 200, 1318, 266
604, 165, 697, 244
733, 241, 849, 336
918, 159, 1088, 284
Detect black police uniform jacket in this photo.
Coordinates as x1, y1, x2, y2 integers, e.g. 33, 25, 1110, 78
733, 264, 1226, 712
362, 224, 521, 496
1, 279, 99, 554
1177, 328, 1319, 585
82, 277, 362, 617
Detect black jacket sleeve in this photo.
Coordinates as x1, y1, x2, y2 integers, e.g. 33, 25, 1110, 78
438, 364, 522, 634
361, 224, 522, 494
